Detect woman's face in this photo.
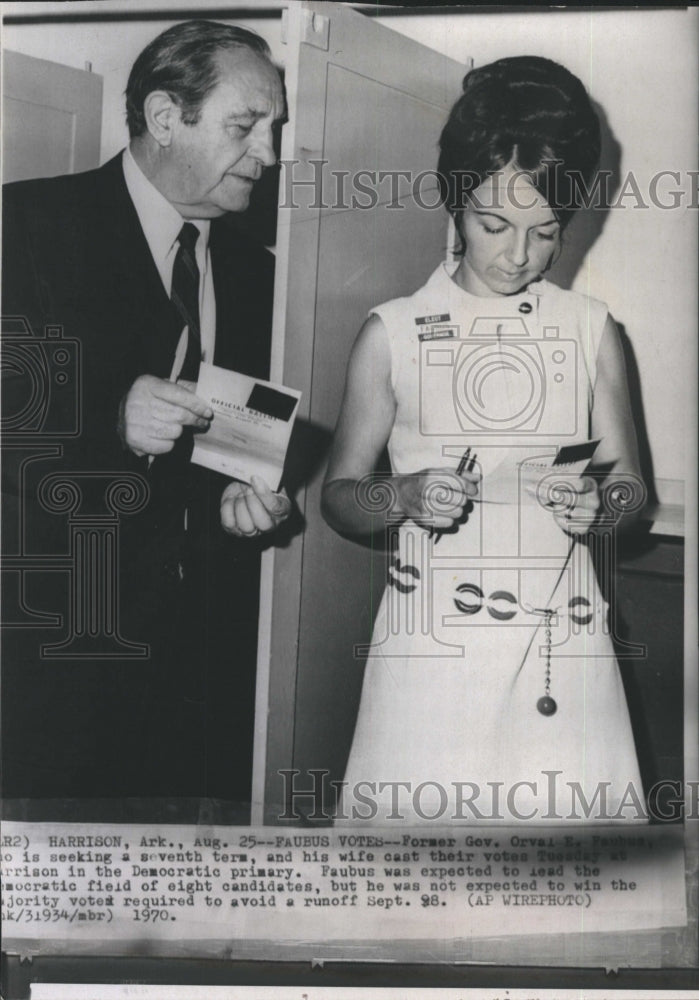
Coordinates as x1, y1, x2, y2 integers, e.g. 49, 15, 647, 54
455, 164, 560, 296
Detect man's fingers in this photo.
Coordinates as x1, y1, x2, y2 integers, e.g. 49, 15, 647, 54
243, 491, 275, 533
149, 419, 184, 441
220, 496, 237, 533
120, 374, 212, 463
221, 481, 246, 504
160, 403, 211, 427
220, 485, 249, 533
250, 476, 291, 520
234, 494, 257, 536
142, 437, 176, 456
221, 503, 239, 534
220, 479, 291, 536
149, 378, 213, 419
145, 397, 211, 428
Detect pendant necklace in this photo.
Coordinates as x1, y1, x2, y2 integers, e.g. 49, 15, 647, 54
536, 608, 558, 716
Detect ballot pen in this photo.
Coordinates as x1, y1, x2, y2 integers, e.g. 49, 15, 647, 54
433, 447, 477, 544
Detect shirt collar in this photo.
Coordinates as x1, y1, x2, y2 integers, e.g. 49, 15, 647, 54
122, 146, 210, 267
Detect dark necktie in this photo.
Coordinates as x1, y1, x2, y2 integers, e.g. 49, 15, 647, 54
171, 222, 202, 382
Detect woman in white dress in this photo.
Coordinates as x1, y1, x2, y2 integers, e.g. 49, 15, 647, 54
321, 57, 646, 825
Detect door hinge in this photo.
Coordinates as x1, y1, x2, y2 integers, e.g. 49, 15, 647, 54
300, 9, 330, 51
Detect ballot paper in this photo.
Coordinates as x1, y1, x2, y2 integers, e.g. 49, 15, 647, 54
191, 362, 301, 490
479, 440, 600, 507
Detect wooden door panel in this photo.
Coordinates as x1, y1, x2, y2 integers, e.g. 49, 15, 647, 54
3, 49, 102, 183
4, 97, 76, 180
257, 1, 465, 821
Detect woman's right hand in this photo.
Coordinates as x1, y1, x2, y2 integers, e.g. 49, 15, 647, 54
322, 316, 481, 538
393, 466, 480, 529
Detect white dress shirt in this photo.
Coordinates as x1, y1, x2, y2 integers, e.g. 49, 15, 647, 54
122, 146, 216, 378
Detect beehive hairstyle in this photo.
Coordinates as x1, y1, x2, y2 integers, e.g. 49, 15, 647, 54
437, 56, 601, 252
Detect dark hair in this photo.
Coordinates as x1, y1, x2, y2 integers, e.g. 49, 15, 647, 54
126, 20, 272, 138
437, 56, 601, 251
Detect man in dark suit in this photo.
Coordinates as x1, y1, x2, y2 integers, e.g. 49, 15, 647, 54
2, 21, 289, 809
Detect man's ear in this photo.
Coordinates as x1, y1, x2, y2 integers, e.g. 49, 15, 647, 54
142, 90, 180, 147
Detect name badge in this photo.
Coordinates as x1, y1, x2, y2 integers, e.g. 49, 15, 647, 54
415, 312, 456, 341
418, 327, 457, 342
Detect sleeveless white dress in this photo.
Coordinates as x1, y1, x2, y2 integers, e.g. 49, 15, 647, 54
339, 262, 645, 825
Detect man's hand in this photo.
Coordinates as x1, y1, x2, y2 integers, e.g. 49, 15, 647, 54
220, 475, 292, 537
118, 375, 213, 457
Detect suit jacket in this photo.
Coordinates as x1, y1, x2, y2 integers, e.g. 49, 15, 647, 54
3, 152, 274, 585
1, 153, 275, 799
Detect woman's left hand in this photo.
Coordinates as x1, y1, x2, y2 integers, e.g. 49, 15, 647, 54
550, 474, 600, 535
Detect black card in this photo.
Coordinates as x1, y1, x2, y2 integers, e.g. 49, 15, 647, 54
552, 440, 600, 466
246, 383, 298, 421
